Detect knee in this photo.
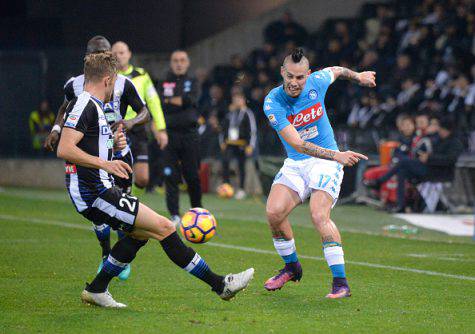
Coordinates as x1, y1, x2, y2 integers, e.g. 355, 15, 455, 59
266, 205, 287, 226
161, 217, 177, 236
311, 210, 328, 227
134, 174, 149, 188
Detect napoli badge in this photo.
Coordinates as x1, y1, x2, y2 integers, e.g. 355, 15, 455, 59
308, 89, 317, 100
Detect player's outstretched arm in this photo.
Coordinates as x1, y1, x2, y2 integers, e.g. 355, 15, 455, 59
111, 106, 151, 132
57, 127, 132, 179
279, 125, 368, 166
44, 101, 68, 151
326, 66, 376, 88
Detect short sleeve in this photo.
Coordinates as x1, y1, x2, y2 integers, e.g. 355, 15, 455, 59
122, 77, 145, 112
309, 68, 334, 96
63, 99, 91, 134
64, 78, 76, 102
263, 95, 289, 132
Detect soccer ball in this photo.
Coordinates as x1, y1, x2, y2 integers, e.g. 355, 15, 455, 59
217, 183, 234, 199
179, 208, 217, 243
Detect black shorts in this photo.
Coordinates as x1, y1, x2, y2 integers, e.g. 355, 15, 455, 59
128, 126, 149, 163
82, 187, 140, 233
113, 151, 133, 194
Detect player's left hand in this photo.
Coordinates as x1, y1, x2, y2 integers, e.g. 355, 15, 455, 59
111, 119, 134, 132
357, 71, 376, 88
113, 124, 127, 151
155, 130, 168, 150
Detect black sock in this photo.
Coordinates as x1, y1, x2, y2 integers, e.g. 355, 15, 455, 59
160, 232, 225, 293
87, 271, 115, 293
87, 236, 147, 293
99, 239, 111, 258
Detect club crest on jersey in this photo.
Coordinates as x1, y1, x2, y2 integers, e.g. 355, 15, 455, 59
287, 103, 323, 128
163, 82, 176, 97
308, 89, 318, 100
268, 114, 278, 127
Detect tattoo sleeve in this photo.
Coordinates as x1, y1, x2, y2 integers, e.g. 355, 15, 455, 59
328, 66, 359, 83
301, 141, 336, 160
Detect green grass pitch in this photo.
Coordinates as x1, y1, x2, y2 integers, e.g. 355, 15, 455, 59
0, 187, 474, 333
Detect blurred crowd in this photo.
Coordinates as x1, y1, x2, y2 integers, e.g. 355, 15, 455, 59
190, 0, 475, 156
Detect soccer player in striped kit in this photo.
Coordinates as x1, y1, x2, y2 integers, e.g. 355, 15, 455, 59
58, 51, 254, 308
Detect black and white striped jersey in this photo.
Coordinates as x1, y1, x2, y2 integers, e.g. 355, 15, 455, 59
63, 91, 114, 212
63, 74, 144, 157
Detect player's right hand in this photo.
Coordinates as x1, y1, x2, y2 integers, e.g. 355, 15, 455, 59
334, 150, 368, 167
44, 131, 60, 151
103, 160, 132, 179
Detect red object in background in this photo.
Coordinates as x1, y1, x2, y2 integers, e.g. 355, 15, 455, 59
364, 165, 397, 204
379, 141, 400, 165
199, 162, 210, 193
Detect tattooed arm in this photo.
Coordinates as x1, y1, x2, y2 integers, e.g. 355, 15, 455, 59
325, 67, 376, 87
279, 125, 367, 166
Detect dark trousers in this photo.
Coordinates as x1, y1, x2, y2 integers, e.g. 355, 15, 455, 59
379, 157, 428, 208
222, 145, 247, 189
163, 129, 202, 216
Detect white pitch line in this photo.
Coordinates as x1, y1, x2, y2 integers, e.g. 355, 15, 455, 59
1, 214, 474, 282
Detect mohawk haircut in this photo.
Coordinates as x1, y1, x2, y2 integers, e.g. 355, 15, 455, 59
84, 51, 118, 83
283, 47, 309, 68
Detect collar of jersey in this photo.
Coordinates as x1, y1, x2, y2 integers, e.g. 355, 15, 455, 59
90, 95, 105, 109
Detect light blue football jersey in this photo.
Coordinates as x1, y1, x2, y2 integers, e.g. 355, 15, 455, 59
263, 68, 338, 160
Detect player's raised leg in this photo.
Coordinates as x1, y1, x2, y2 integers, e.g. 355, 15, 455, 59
309, 190, 350, 298
264, 184, 302, 291
83, 201, 254, 307
132, 203, 254, 301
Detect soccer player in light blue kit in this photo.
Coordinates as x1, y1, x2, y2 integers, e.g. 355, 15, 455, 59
263, 48, 375, 298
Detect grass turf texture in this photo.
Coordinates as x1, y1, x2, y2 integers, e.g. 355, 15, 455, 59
0, 187, 473, 333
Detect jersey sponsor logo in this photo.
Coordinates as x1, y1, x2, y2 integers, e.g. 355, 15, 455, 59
265, 104, 271, 111
298, 125, 318, 140
101, 125, 112, 135
287, 103, 323, 128
106, 138, 114, 149
265, 97, 272, 103
65, 164, 77, 174
105, 112, 117, 122
308, 89, 318, 100
268, 114, 278, 127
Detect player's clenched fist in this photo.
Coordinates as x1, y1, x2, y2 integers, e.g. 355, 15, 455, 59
334, 150, 368, 167
113, 124, 127, 151
103, 160, 132, 179
357, 71, 376, 87
44, 131, 60, 151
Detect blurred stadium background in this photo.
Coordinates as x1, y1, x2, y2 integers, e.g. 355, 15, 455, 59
0, 0, 474, 332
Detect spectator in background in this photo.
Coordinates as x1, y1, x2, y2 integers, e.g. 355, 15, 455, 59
29, 99, 55, 154
219, 91, 257, 200
392, 113, 416, 160
200, 84, 228, 157
264, 11, 308, 46
373, 118, 463, 212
